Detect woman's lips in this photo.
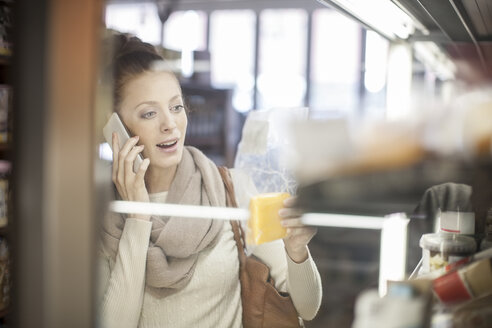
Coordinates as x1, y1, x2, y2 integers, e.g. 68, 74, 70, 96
156, 139, 179, 153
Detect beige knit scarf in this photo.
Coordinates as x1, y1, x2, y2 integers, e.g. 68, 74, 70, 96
101, 146, 226, 293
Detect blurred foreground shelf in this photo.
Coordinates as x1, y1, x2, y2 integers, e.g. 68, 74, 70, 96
296, 157, 481, 217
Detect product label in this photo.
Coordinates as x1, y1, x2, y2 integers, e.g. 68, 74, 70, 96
440, 211, 475, 235
433, 270, 472, 304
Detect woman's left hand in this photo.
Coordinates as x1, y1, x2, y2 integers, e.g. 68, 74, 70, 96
279, 196, 317, 263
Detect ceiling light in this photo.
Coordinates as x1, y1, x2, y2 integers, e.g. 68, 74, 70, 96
414, 42, 457, 80
317, 0, 419, 40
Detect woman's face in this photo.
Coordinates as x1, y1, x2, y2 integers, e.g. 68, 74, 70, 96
118, 70, 188, 171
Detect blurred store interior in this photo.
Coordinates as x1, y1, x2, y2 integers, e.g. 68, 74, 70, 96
2, 0, 492, 327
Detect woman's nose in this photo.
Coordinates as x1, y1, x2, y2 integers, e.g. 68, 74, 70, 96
160, 113, 177, 132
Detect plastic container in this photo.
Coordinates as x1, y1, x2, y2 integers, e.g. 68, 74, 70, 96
439, 211, 475, 235
419, 233, 477, 273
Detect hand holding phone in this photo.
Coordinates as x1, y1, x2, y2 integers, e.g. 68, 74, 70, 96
103, 112, 144, 173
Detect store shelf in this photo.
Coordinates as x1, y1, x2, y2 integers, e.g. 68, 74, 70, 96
0, 56, 9, 66
0, 144, 11, 162
296, 158, 475, 217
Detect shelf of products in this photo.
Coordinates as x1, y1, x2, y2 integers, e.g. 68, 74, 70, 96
0, 1, 12, 324
181, 83, 240, 167
297, 153, 492, 327
0, 1, 12, 59
297, 158, 476, 217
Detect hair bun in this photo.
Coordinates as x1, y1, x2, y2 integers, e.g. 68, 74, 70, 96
101, 31, 167, 110
111, 33, 130, 59
111, 33, 160, 61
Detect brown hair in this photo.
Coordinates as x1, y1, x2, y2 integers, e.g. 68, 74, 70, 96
110, 33, 166, 110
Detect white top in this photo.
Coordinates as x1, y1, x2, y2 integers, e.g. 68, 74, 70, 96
98, 169, 322, 328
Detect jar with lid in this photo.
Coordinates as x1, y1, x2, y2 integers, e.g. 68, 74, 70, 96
419, 233, 477, 273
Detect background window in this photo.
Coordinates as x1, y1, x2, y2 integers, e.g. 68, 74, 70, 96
105, 3, 162, 45
362, 30, 389, 119
310, 9, 361, 118
163, 11, 208, 51
257, 9, 308, 110
209, 10, 256, 113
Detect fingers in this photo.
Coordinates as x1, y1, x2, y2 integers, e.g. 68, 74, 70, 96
283, 225, 317, 263
283, 195, 298, 207
135, 158, 150, 183
280, 217, 304, 228
281, 217, 317, 240
118, 135, 140, 166
279, 210, 317, 242
111, 132, 120, 182
284, 225, 318, 246
279, 197, 304, 227
111, 133, 128, 198
279, 207, 303, 219
280, 196, 303, 218
117, 136, 140, 185
285, 226, 317, 236
279, 197, 317, 262
112, 134, 150, 202
124, 144, 145, 177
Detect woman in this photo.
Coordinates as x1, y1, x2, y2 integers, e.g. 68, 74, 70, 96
99, 34, 322, 328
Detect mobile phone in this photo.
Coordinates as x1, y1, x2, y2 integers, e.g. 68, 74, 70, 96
103, 112, 144, 172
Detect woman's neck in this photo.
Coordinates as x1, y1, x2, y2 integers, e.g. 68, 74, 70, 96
145, 165, 177, 193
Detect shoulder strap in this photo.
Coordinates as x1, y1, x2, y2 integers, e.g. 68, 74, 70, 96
217, 166, 238, 208
217, 166, 247, 256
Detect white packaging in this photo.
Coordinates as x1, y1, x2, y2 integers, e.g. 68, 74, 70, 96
439, 211, 475, 235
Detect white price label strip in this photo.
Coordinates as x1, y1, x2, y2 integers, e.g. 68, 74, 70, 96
109, 200, 250, 221
301, 213, 386, 229
109, 201, 387, 229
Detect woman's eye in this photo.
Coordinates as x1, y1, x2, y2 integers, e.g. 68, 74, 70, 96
170, 105, 185, 113
141, 111, 156, 119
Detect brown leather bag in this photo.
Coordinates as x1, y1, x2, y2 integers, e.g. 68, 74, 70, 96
218, 166, 301, 328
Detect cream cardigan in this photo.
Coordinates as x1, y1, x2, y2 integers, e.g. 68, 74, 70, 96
98, 169, 322, 328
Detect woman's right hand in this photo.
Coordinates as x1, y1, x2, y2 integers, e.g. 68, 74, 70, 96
112, 133, 151, 220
